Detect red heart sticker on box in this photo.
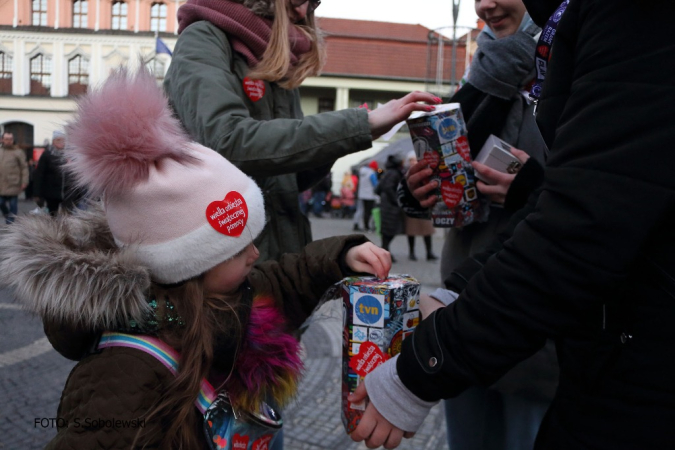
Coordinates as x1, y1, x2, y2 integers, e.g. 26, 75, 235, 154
243, 77, 265, 102
206, 191, 248, 237
232, 433, 249, 449
252, 434, 273, 450
441, 181, 464, 208
349, 341, 388, 377
456, 136, 471, 162
423, 150, 440, 168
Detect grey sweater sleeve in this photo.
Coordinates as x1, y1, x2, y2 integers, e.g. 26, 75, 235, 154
364, 355, 438, 432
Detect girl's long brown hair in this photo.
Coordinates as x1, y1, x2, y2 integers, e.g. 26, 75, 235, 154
247, 0, 327, 89
134, 279, 243, 449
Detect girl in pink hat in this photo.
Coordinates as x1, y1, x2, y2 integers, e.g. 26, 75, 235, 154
0, 67, 391, 450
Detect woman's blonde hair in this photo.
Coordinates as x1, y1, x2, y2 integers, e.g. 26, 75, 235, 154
247, 0, 326, 89
134, 279, 243, 449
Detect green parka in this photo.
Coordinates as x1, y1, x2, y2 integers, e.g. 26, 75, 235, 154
164, 21, 373, 261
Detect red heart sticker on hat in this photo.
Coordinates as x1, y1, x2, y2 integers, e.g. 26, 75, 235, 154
349, 341, 389, 377
423, 150, 440, 168
232, 433, 249, 449
441, 181, 464, 208
243, 77, 265, 102
206, 191, 248, 237
456, 136, 471, 162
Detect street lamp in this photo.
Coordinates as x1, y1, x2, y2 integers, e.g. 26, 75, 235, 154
450, 0, 461, 88
425, 23, 477, 97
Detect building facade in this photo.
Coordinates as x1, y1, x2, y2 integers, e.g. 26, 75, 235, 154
0, 0, 473, 168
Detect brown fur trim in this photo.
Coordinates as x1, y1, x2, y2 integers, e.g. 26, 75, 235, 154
0, 203, 151, 329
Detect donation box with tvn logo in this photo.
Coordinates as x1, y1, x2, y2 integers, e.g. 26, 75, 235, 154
340, 275, 421, 434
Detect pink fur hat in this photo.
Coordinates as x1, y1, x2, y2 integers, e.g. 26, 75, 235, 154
64, 67, 265, 284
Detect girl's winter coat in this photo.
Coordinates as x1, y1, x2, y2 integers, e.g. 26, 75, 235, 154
0, 206, 367, 449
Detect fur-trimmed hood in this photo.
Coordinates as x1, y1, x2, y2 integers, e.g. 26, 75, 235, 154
0, 204, 151, 330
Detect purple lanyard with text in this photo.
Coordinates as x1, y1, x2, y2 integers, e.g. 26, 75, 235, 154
530, 0, 570, 109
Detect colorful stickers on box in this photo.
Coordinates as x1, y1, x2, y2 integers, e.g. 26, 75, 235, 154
340, 275, 421, 434
407, 104, 489, 228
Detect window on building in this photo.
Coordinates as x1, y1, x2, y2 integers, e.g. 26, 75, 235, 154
72, 0, 88, 28
318, 98, 335, 113
111, 1, 127, 30
0, 52, 12, 94
32, 0, 48, 26
149, 57, 165, 83
150, 2, 167, 32
68, 55, 89, 96
30, 53, 51, 96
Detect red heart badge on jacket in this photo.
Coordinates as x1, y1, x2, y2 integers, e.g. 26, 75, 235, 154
455, 136, 471, 162
232, 433, 249, 449
441, 181, 464, 208
349, 341, 388, 377
206, 191, 248, 237
243, 77, 265, 102
252, 434, 273, 450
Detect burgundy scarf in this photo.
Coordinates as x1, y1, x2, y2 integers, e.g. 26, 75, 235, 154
177, 0, 311, 68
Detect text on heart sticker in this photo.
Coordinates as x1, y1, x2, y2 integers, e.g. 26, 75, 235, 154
349, 341, 389, 377
206, 191, 248, 237
441, 181, 464, 208
252, 434, 273, 450
231, 433, 249, 449
243, 77, 265, 102
423, 150, 440, 168
455, 136, 471, 162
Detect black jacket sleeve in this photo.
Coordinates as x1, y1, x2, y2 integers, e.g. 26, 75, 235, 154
398, 0, 675, 401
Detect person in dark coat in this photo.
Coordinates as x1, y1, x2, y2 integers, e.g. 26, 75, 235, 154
33, 131, 68, 215
350, 0, 675, 449
377, 156, 405, 262
33, 130, 86, 216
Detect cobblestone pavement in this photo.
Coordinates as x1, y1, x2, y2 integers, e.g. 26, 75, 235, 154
0, 202, 449, 449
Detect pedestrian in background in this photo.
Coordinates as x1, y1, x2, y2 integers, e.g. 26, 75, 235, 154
33, 130, 67, 215
355, 160, 379, 232
340, 171, 356, 218
0, 131, 29, 224
310, 172, 332, 218
403, 151, 437, 262
164, 0, 440, 263
377, 155, 405, 262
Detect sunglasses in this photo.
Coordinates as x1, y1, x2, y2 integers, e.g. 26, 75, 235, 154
289, 0, 321, 13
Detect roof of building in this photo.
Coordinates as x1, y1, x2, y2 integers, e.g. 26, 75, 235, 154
317, 17, 468, 82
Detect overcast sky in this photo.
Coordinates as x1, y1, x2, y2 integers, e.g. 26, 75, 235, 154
317, 0, 479, 36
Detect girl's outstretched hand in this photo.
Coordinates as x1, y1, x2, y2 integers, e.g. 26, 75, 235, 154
368, 92, 442, 140
345, 242, 392, 280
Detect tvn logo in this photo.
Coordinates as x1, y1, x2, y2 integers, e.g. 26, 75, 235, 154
353, 293, 385, 328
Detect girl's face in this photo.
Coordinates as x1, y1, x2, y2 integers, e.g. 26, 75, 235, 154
203, 243, 260, 295
475, 0, 527, 39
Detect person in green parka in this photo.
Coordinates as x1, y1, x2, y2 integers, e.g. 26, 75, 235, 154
164, 0, 440, 262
